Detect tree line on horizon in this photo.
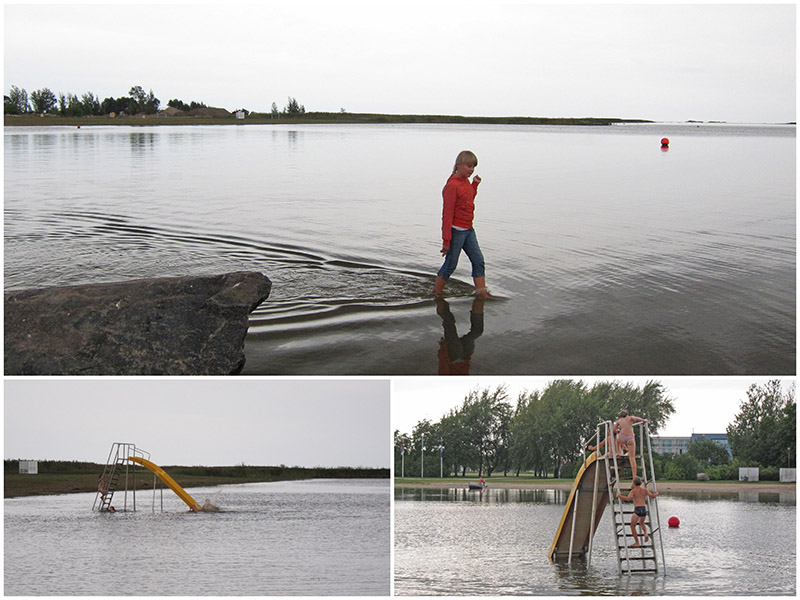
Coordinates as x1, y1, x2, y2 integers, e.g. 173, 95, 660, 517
394, 379, 795, 482
4, 84, 306, 118
4, 459, 389, 479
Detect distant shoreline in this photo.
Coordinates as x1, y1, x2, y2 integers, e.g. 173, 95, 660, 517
395, 480, 795, 493
4, 466, 390, 499
5, 113, 655, 127
5, 114, 794, 129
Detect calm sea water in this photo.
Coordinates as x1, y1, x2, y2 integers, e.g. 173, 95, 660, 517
4, 123, 795, 374
4, 479, 390, 596
394, 486, 796, 596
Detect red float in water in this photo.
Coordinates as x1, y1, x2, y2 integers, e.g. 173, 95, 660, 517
661, 137, 670, 147
668, 516, 680, 528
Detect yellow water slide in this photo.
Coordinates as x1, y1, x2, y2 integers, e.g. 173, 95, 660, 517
128, 456, 201, 511
548, 451, 611, 562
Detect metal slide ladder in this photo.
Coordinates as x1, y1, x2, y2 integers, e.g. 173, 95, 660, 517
598, 420, 667, 575
92, 443, 151, 512
97, 457, 126, 511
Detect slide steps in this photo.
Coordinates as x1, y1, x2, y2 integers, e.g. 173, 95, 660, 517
549, 421, 667, 576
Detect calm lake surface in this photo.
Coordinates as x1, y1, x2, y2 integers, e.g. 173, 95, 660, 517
394, 486, 796, 596
4, 123, 795, 374
4, 479, 390, 596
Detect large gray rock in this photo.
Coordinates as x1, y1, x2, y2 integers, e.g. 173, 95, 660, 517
5, 272, 272, 375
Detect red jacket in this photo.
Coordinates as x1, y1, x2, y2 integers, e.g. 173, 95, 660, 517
441, 174, 480, 245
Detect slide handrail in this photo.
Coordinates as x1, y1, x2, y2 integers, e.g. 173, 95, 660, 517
128, 456, 200, 511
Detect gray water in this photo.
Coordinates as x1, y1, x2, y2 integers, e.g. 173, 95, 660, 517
4, 123, 795, 375
4, 479, 390, 596
394, 486, 796, 596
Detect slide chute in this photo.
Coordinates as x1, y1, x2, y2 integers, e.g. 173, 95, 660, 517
129, 456, 200, 511
549, 450, 610, 561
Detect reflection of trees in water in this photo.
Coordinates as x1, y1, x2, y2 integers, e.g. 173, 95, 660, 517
130, 132, 157, 152
395, 486, 570, 505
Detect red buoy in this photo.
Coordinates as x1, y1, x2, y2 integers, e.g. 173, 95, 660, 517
660, 137, 669, 147
668, 516, 680, 528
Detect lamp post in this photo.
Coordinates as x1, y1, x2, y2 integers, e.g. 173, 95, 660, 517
439, 440, 445, 478
420, 433, 424, 478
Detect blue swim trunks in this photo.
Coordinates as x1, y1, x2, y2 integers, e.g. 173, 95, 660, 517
634, 506, 647, 517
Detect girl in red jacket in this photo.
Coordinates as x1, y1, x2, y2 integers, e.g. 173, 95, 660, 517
434, 150, 491, 297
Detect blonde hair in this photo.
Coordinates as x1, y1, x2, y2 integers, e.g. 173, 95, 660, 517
452, 150, 478, 174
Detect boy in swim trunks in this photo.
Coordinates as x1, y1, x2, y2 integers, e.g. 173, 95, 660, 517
614, 410, 648, 479
616, 477, 659, 547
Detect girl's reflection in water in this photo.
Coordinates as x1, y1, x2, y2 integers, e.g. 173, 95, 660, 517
435, 296, 485, 375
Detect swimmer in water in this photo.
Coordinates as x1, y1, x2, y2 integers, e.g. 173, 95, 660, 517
200, 499, 220, 512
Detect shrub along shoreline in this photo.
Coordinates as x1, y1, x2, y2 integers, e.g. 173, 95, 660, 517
4, 460, 389, 498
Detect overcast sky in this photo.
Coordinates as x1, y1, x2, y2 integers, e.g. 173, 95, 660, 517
392, 376, 795, 438
4, 379, 390, 467
4, 2, 795, 123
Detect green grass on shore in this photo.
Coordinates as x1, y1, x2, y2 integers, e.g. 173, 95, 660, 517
4, 462, 389, 498
4, 112, 652, 128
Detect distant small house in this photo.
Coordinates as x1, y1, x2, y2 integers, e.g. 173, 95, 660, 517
236, 111, 245, 120
159, 106, 184, 117
651, 436, 690, 455
780, 468, 796, 483
19, 460, 38, 474
187, 107, 231, 118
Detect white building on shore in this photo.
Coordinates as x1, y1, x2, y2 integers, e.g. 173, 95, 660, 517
650, 436, 691, 455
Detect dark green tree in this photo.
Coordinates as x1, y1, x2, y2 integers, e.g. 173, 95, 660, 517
540, 379, 591, 477
687, 438, 731, 466
664, 453, 700, 480
727, 380, 795, 467
128, 85, 146, 113
586, 380, 675, 434
80, 92, 101, 116
128, 86, 160, 114
510, 389, 551, 477
6, 86, 29, 114
438, 408, 473, 476
284, 96, 305, 114
458, 386, 513, 477
30, 88, 58, 113
100, 96, 130, 115
778, 399, 796, 467
168, 98, 190, 111
59, 93, 84, 117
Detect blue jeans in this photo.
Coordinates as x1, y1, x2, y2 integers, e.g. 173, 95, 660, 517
438, 228, 485, 280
